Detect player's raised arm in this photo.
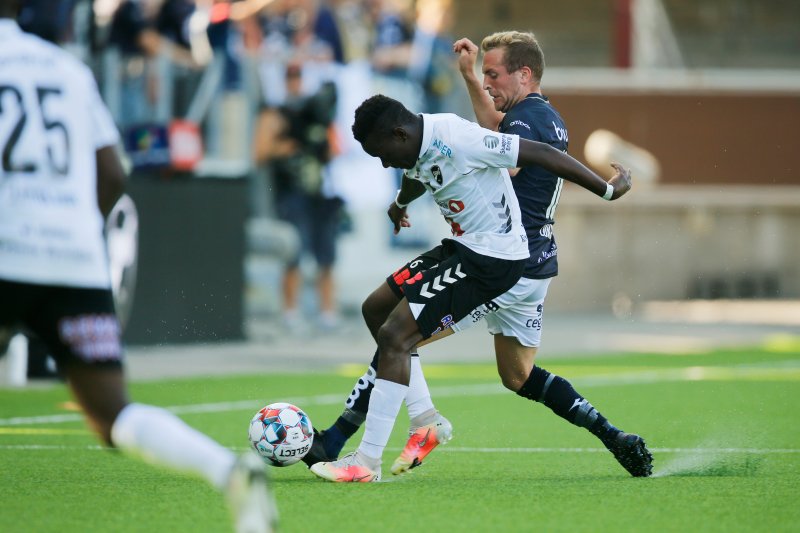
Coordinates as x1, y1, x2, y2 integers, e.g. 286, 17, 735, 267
453, 37, 504, 130
517, 139, 632, 200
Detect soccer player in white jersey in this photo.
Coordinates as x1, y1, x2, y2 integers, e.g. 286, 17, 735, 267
0, 3, 276, 531
306, 34, 652, 480
309, 94, 633, 482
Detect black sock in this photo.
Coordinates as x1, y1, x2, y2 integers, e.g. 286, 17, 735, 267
517, 366, 620, 444
323, 349, 380, 456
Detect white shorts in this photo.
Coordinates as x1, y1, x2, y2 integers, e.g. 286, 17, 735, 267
452, 277, 551, 348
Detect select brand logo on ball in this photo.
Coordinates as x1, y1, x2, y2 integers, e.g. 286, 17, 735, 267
249, 402, 313, 467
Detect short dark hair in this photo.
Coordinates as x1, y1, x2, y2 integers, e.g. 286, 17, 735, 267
481, 31, 545, 82
352, 94, 416, 144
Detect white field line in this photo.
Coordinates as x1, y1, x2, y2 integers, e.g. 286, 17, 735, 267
1, 444, 798, 454
0, 365, 796, 427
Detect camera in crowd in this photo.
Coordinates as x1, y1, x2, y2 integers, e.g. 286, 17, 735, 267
280, 80, 337, 164
272, 79, 338, 194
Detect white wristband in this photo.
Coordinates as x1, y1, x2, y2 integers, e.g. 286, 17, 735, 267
602, 182, 614, 201
394, 189, 409, 209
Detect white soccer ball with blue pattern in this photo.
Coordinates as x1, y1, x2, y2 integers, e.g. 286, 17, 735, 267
248, 402, 314, 466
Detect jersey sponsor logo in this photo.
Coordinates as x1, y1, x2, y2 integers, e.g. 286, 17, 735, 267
418, 264, 466, 298
552, 121, 569, 142
525, 304, 544, 331
483, 135, 499, 149
448, 199, 464, 213
500, 134, 513, 155
539, 224, 553, 239
404, 272, 424, 285
392, 267, 413, 289
431, 314, 454, 336
508, 119, 531, 131
469, 300, 500, 323
431, 165, 443, 185
537, 247, 558, 263
58, 314, 122, 362
432, 138, 452, 157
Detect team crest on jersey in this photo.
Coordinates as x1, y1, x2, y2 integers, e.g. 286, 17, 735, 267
483, 135, 499, 149
431, 165, 443, 185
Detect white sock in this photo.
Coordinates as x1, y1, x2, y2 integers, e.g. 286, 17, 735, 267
406, 354, 435, 420
111, 403, 236, 490
358, 379, 408, 460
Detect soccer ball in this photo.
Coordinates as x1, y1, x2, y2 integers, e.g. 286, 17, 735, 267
248, 402, 314, 467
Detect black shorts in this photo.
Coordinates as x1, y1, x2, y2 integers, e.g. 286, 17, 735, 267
0, 280, 123, 370
385, 240, 526, 339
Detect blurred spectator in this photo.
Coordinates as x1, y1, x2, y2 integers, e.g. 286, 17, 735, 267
107, 0, 198, 126
407, 0, 462, 113
295, 0, 344, 63
252, 62, 344, 331
366, 0, 413, 76
17, 0, 77, 43
156, 0, 194, 49
328, 0, 370, 62
256, 0, 339, 104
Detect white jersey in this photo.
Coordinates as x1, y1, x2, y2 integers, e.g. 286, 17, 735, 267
0, 21, 120, 288
406, 113, 528, 260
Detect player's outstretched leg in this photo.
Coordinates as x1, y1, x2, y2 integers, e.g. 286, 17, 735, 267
301, 351, 379, 467
517, 366, 653, 477
108, 402, 280, 531
391, 409, 453, 475
303, 351, 448, 471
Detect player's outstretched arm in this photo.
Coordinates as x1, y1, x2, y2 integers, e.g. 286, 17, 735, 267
517, 139, 632, 200
453, 38, 504, 130
387, 175, 427, 234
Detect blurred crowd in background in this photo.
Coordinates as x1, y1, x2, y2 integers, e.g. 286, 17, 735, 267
17, 0, 477, 334
21, 0, 470, 155
11, 0, 800, 349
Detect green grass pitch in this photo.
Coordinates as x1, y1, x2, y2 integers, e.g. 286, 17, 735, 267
1, 341, 799, 532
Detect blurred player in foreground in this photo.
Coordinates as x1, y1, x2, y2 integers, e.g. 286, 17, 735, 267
0, 3, 276, 530
309, 94, 635, 482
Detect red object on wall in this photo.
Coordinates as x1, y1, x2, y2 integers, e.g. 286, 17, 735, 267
168, 120, 203, 172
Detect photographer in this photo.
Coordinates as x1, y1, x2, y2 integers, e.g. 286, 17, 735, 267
253, 62, 344, 332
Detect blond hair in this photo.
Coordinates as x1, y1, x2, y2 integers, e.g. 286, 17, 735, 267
481, 31, 545, 81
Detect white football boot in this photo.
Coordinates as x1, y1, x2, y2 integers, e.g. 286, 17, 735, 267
226, 451, 279, 533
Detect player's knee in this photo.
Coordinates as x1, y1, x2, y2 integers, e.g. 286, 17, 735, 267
375, 322, 408, 355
